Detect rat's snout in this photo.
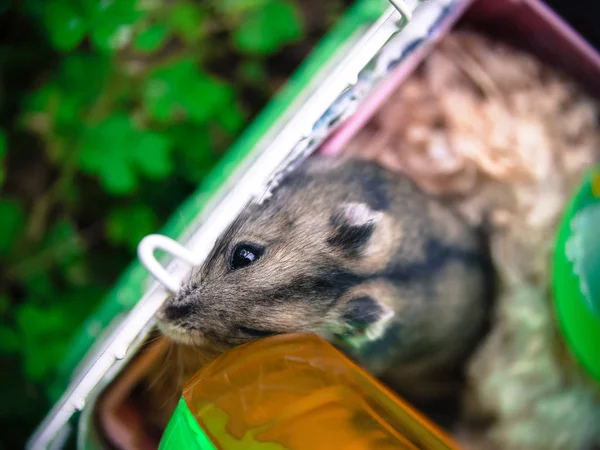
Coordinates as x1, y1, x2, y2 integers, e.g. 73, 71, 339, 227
164, 303, 192, 321
157, 294, 196, 324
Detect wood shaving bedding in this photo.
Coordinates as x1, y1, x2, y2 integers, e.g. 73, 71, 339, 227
345, 30, 600, 450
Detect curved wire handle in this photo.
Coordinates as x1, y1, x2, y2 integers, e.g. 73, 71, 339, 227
138, 234, 201, 294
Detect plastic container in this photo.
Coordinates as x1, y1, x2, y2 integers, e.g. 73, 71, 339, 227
552, 166, 600, 383
160, 333, 457, 450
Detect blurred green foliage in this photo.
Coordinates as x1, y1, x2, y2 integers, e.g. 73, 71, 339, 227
0, 0, 347, 446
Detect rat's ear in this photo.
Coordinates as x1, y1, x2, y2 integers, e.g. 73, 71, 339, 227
327, 202, 383, 256
338, 295, 394, 341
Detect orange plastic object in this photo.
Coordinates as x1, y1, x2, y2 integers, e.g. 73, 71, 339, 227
181, 333, 458, 449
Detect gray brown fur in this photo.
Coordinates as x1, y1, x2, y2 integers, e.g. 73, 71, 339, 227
157, 155, 492, 400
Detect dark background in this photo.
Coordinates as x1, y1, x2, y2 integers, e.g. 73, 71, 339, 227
547, 0, 600, 49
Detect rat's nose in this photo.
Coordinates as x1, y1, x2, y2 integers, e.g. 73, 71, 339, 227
164, 303, 192, 321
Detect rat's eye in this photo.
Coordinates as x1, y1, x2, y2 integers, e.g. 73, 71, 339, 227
229, 242, 264, 271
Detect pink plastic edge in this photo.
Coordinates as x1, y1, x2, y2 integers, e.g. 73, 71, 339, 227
319, 0, 600, 157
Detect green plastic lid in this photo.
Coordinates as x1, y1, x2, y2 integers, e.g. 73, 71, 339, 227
552, 166, 600, 383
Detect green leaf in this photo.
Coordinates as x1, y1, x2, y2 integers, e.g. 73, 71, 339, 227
90, 21, 133, 52
0, 130, 6, 187
143, 58, 233, 124
0, 326, 20, 354
86, 0, 142, 52
217, 0, 269, 14
22, 82, 58, 115
56, 96, 83, 130
12, 219, 85, 297
106, 204, 158, 251
239, 59, 268, 84
134, 24, 169, 53
170, 124, 212, 154
58, 55, 111, 104
168, 2, 205, 43
0, 295, 10, 315
79, 115, 137, 194
142, 60, 192, 122
20, 83, 61, 139
21, 270, 55, 298
79, 114, 173, 194
63, 183, 81, 207
181, 74, 234, 123
170, 124, 217, 183
0, 199, 25, 256
216, 103, 246, 135
43, 1, 87, 51
21, 56, 111, 137
16, 287, 104, 381
233, 0, 303, 55
16, 304, 70, 380
0, 130, 7, 157
132, 132, 172, 178
45, 219, 88, 285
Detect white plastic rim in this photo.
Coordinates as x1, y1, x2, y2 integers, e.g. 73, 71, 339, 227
390, 0, 415, 21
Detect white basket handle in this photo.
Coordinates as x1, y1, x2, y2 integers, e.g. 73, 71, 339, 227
137, 234, 202, 294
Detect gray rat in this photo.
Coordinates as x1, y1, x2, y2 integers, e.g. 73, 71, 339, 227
157, 155, 493, 405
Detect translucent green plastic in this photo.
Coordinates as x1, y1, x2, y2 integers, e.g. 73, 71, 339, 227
552, 166, 600, 382
160, 398, 217, 450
